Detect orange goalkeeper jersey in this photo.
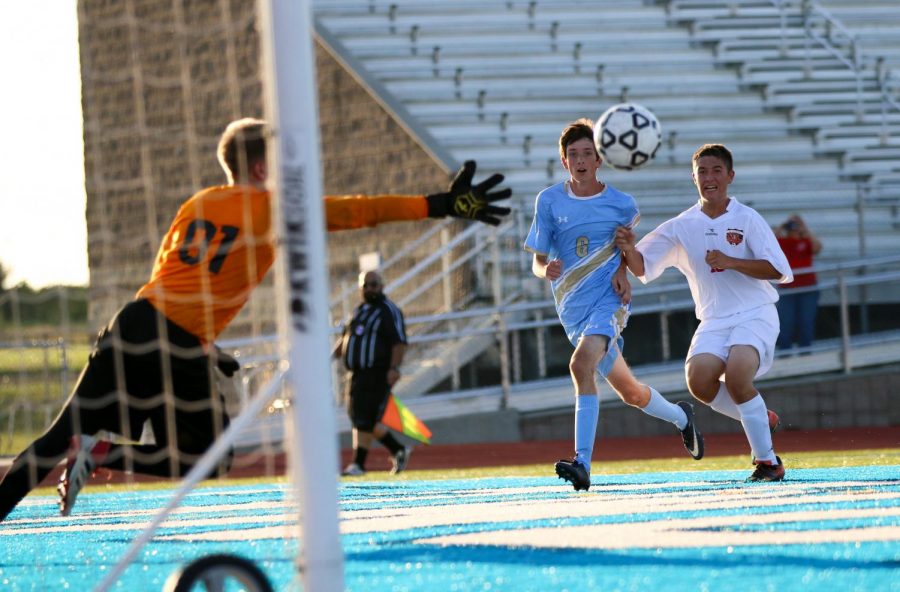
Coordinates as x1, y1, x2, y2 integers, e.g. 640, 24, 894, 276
137, 185, 428, 343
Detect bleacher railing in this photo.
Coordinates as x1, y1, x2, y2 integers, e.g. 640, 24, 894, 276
3, 252, 899, 450
248, 252, 900, 432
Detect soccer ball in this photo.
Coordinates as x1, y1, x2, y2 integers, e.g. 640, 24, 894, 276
594, 103, 662, 171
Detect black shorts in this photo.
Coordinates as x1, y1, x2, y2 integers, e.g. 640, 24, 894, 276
71, 298, 229, 457
0, 299, 231, 517
345, 368, 390, 432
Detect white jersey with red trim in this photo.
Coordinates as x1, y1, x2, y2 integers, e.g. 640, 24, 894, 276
635, 197, 793, 321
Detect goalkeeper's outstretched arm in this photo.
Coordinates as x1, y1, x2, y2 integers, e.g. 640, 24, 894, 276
324, 160, 511, 231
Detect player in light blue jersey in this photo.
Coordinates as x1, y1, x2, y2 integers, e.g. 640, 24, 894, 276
525, 119, 704, 491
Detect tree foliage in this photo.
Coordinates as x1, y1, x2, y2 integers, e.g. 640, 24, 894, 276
0, 276, 88, 328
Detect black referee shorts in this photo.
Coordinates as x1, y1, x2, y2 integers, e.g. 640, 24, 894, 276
345, 368, 390, 432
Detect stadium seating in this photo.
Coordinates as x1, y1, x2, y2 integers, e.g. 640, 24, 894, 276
312, 0, 900, 399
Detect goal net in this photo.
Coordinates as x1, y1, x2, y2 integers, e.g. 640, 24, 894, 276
1, 0, 342, 590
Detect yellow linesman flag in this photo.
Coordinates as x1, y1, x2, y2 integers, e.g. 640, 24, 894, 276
381, 393, 432, 445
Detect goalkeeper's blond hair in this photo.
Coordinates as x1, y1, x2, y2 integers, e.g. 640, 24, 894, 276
217, 118, 268, 184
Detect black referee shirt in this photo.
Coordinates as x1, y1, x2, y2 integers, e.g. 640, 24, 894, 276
341, 297, 407, 371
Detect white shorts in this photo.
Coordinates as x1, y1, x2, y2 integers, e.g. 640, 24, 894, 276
686, 304, 780, 378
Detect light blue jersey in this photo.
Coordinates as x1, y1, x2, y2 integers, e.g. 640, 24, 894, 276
524, 181, 640, 375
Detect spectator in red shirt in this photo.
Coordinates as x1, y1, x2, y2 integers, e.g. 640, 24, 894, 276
775, 214, 823, 350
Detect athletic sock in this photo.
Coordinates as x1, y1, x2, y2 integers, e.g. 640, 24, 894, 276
353, 447, 369, 470
737, 394, 777, 463
710, 381, 742, 421
574, 394, 599, 473
639, 387, 688, 430
378, 432, 403, 455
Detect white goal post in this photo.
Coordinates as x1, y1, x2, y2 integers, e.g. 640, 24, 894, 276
258, 0, 345, 590
93, 1, 344, 590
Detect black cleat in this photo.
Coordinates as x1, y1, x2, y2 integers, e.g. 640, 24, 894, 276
746, 456, 785, 482
677, 401, 704, 460
554, 458, 590, 491
391, 446, 412, 475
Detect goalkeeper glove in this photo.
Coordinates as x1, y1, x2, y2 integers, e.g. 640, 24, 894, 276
425, 160, 512, 226
213, 346, 240, 377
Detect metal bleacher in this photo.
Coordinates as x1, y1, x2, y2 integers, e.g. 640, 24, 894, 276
315, 0, 899, 263
309, 0, 900, 414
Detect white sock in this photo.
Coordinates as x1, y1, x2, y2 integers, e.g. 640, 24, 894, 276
737, 394, 777, 463
640, 387, 688, 431
710, 382, 741, 421
574, 394, 599, 473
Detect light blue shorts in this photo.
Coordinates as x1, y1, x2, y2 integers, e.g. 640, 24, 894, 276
563, 303, 630, 379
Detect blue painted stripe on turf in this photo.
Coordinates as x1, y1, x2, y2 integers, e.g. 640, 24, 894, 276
1, 466, 898, 592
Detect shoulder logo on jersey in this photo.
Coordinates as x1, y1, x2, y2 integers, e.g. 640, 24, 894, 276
576, 236, 589, 258
726, 228, 744, 246
557, 216, 569, 224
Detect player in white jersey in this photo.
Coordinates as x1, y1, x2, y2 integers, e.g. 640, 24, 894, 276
524, 119, 704, 492
616, 143, 792, 482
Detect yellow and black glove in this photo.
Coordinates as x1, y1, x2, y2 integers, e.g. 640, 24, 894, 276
425, 160, 512, 226
214, 346, 240, 377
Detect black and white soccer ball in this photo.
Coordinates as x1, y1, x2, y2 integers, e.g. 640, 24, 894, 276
594, 103, 662, 171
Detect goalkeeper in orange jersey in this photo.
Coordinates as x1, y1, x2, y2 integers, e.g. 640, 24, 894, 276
0, 118, 511, 522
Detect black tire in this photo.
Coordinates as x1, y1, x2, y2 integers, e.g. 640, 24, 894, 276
164, 553, 274, 592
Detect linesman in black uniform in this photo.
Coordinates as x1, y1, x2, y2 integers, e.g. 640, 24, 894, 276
336, 271, 411, 476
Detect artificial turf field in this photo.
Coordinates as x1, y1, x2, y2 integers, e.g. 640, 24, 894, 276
0, 450, 898, 591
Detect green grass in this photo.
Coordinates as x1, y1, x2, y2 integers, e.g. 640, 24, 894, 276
0, 407, 68, 456
2, 433, 48, 456
0, 382, 70, 407
26, 446, 900, 496
0, 343, 91, 373
0, 343, 91, 455
351, 448, 900, 481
